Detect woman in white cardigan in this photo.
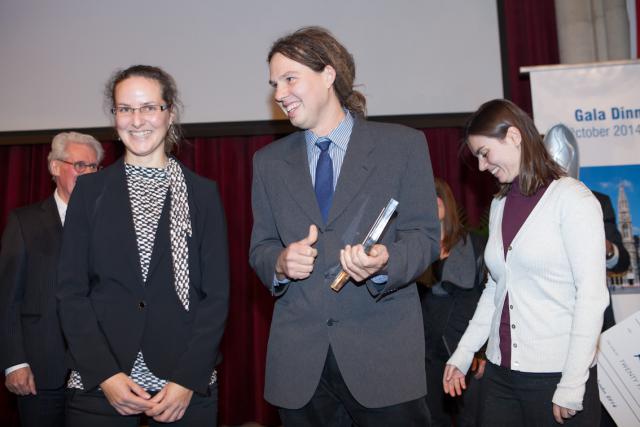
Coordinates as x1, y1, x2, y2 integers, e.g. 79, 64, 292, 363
443, 99, 608, 426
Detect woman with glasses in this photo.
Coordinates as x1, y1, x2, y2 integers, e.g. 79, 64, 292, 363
57, 65, 229, 426
443, 99, 608, 426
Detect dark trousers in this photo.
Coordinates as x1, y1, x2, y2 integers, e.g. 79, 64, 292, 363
279, 347, 431, 427
16, 387, 66, 427
481, 362, 600, 427
456, 373, 483, 427
423, 290, 483, 427
64, 384, 217, 427
426, 357, 483, 427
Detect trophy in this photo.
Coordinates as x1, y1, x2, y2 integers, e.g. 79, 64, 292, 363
330, 198, 399, 292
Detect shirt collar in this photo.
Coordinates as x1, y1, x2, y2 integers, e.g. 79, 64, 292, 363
53, 188, 68, 225
304, 109, 354, 153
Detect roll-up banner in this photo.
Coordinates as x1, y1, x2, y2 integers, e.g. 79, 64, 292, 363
525, 60, 640, 321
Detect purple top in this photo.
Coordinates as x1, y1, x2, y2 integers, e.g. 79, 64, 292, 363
499, 179, 548, 368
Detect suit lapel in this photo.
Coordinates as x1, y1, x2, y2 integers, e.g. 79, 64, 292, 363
278, 119, 376, 228
327, 119, 375, 226
146, 189, 171, 282
40, 196, 62, 247
42, 196, 62, 229
281, 133, 324, 226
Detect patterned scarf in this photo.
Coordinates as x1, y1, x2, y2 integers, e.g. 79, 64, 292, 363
166, 158, 192, 311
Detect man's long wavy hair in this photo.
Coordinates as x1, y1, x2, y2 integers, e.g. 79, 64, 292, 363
268, 26, 367, 116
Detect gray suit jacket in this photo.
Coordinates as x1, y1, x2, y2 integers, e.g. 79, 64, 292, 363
249, 117, 440, 409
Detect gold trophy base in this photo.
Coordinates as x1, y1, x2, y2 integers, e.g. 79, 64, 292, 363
330, 270, 350, 292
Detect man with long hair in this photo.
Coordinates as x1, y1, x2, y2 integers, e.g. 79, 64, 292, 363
250, 27, 439, 425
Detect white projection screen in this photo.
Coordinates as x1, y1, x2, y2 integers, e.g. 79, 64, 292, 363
0, 0, 504, 132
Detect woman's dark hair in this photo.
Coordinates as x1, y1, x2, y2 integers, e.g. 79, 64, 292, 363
268, 26, 366, 116
105, 65, 183, 153
435, 178, 466, 253
464, 99, 565, 198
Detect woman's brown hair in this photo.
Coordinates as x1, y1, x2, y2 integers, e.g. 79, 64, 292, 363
436, 178, 466, 253
464, 99, 565, 198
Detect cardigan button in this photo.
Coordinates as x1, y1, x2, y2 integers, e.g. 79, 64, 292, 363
511, 324, 516, 329
509, 305, 513, 310
138, 301, 146, 310
512, 343, 517, 348
508, 245, 513, 251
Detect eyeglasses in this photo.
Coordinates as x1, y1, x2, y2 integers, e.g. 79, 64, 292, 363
58, 159, 100, 173
110, 104, 171, 116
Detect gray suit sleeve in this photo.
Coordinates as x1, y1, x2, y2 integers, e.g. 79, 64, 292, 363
249, 153, 288, 296
368, 131, 440, 297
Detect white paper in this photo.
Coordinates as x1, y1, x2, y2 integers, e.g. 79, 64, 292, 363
597, 310, 640, 426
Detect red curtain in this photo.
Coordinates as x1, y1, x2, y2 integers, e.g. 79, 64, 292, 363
501, 0, 560, 113
423, 128, 497, 227
178, 135, 281, 425
0, 145, 55, 223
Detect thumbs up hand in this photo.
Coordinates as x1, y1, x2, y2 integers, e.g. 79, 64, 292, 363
275, 225, 319, 280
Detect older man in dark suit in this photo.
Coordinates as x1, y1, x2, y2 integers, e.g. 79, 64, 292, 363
250, 27, 440, 426
0, 132, 103, 427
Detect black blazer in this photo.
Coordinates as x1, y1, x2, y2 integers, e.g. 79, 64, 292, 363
593, 191, 630, 273
0, 196, 68, 389
56, 158, 229, 394
592, 191, 629, 332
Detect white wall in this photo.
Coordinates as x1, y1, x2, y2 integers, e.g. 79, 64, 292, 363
0, 0, 503, 131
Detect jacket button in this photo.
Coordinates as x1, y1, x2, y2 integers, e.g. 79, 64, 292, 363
511, 324, 516, 329
138, 301, 146, 310
509, 305, 514, 309
513, 343, 517, 348
508, 245, 513, 251
326, 318, 336, 326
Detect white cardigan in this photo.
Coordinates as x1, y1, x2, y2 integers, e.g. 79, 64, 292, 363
447, 177, 609, 410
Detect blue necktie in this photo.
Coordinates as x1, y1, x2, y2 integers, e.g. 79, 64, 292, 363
315, 137, 334, 223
